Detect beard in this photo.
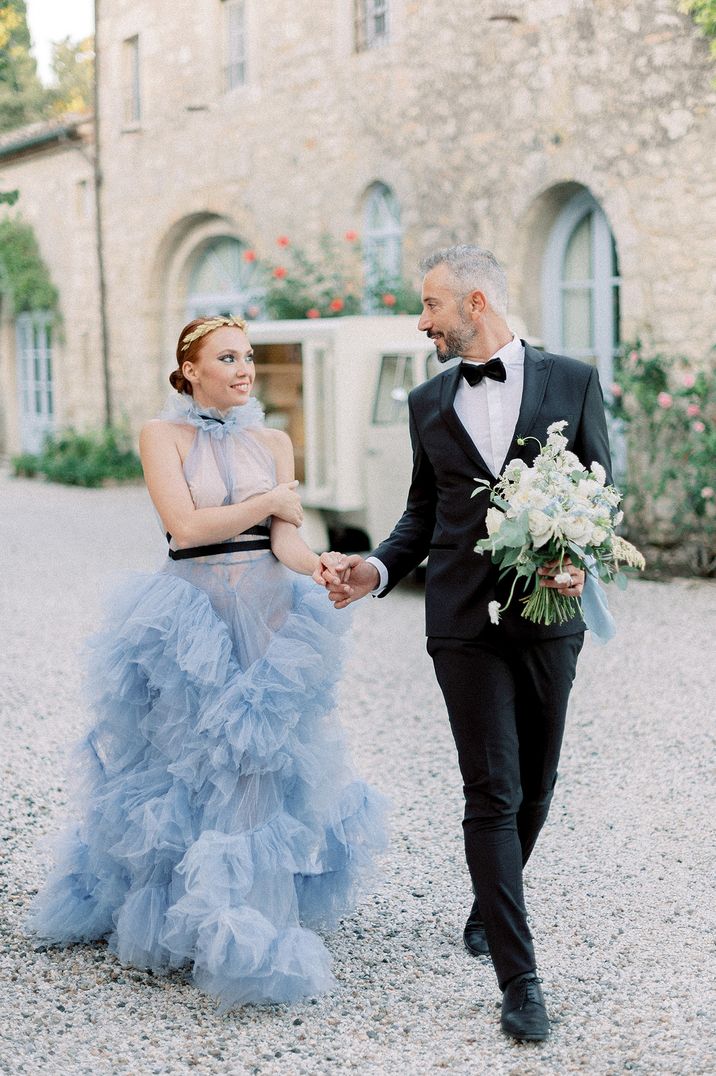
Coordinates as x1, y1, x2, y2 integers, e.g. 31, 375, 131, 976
431, 317, 478, 363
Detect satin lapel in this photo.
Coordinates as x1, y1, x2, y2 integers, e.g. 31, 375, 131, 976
501, 345, 553, 470
438, 363, 495, 480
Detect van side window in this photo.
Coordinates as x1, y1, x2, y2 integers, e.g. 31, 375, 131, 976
372, 354, 414, 424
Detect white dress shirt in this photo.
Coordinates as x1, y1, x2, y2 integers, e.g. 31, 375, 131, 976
367, 334, 525, 594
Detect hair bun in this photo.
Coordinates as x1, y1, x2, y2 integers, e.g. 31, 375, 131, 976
169, 368, 192, 395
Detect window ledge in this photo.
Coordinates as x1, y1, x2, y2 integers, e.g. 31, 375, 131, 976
120, 123, 142, 134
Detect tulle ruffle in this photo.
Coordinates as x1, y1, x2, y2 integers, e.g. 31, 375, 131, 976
26, 563, 388, 1007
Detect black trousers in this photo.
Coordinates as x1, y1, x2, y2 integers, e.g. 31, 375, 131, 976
427, 629, 584, 989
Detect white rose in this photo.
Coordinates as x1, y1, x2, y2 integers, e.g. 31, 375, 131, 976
528, 509, 554, 548
485, 507, 504, 536
562, 515, 592, 546
488, 600, 501, 625
590, 526, 608, 546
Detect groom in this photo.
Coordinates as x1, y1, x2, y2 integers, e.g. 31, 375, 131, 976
321, 245, 612, 1041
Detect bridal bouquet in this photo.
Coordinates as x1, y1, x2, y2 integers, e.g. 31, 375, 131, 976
473, 420, 645, 627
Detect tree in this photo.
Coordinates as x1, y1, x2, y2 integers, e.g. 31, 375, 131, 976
48, 35, 94, 116
0, 0, 48, 132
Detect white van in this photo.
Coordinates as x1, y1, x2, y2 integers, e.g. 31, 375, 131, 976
247, 315, 443, 551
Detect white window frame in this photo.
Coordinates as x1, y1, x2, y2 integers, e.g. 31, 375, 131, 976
542, 190, 621, 390
122, 35, 141, 126
355, 0, 390, 51
362, 182, 402, 310
16, 312, 55, 454
223, 0, 247, 90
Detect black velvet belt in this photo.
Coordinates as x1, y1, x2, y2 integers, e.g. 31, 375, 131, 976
166, 525, 271, 560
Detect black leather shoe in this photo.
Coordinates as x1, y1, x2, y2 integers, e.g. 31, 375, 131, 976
500, 973, 550, 1042
463, 896, 490, 957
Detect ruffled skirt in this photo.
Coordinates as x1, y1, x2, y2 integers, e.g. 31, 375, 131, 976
26, 553, 387, 1008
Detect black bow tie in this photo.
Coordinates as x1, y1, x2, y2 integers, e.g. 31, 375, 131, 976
460, 357, 507, 386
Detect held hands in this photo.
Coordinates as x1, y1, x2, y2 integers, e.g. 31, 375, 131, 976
314, 553, 379, 608
537, 556, 585, 597
270, 480, 303, 528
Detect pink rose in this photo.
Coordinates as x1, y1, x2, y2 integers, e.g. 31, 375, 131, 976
629, 350, 639, 365
382, 293, 397, 307
610, 383, 623, 397
701, 486, 714, 499
243, 249, 257, 263
344, 230, 359, 242
276, 235, 290, 247
682, 372, 696, 388
692, 421, 705, 433
306, 308, 321, 319
272, 266, 287, 279
687, 403, 700, 417
657, 392, 673, 409
329, 297, 345, 312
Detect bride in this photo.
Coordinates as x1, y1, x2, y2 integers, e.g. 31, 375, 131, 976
26, 315, 387, 1008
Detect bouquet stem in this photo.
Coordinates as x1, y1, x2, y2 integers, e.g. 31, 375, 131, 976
521, 578, 582, 626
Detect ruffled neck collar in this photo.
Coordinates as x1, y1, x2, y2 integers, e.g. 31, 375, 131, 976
159, 393, 265, 436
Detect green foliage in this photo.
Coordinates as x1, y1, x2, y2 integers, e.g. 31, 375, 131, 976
258, 232, 421, 321
12, 425, 144, 487
610, 341, 716, 574
47, 35, 94, 116
0, 217, 58, 313
0, 0, 49, 132
680, 1, 716, 55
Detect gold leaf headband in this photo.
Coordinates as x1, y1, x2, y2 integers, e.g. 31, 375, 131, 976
181, 315, 248, 352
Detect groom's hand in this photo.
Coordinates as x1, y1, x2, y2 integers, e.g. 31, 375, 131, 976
326, 555, 380, 608
538, 556, 585, 597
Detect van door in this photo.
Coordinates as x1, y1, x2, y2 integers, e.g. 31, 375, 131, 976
364, 352, 417, 548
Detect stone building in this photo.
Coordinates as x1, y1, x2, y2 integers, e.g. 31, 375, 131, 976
1, 0, 715, 453
0, 114, 101, 454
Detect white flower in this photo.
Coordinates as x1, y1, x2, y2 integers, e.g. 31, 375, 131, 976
591, 461, 607, 486
590, 525, 608, 546
553, 572, 572, 586
485, 507, 504, 536
528, 509, 554, 548
562, 515, 592, 546
547, 420, 569, 435
488, 600, 501, 625
562, 451, 585, 473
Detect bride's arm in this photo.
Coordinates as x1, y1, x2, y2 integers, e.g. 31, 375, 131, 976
140, 421, 302, 547
264, 429, 325, 578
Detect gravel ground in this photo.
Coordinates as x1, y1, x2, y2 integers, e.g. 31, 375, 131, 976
1, 471, 715, 1076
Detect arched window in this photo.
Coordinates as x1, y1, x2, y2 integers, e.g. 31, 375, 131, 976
542, 191, 620, 388
186, 236, 264, 319
362, 182, 402, 310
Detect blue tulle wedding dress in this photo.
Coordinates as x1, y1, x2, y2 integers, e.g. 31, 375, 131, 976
26, 394, 387, 1008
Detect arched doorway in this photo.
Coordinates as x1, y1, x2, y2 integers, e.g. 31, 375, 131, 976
542, 189, 621, 389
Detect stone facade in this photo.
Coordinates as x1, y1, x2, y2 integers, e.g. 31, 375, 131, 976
0, 116, 101, 454
2, 0, 715, 450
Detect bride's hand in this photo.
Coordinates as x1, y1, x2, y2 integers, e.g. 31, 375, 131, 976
313, 551, 350, 588
269, 480, 303, 527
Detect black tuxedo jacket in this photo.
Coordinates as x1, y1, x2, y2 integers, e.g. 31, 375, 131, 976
371, 344, 613, 640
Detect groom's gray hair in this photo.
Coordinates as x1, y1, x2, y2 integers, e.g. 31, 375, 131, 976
420, 245, 509, 318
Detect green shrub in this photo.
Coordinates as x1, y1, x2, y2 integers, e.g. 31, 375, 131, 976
11, 425, 143, 488
11, 452, 40, 478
